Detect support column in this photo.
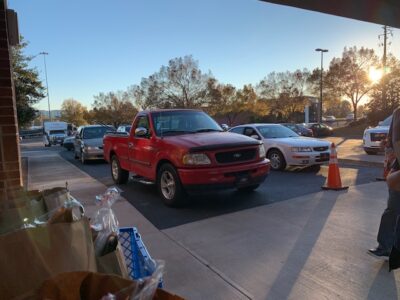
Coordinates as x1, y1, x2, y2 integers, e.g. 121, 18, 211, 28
0, 0, 22, 202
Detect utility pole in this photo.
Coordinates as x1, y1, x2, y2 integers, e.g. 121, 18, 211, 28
379, 25, 392, 112
315, 48, 328, 123
39, 52, 51, 121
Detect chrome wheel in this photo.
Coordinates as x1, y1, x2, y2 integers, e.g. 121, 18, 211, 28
160, 171, 176, 200
112, 159, 119, 180
270, 153, 281, 169
268, 149, 286, 171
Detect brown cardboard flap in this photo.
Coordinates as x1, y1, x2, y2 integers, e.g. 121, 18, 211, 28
0, 218, 97, 299
97, 245, 130, 279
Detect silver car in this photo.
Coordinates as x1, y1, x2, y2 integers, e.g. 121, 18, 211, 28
229, 124, 331, 170
74, 125, 111, 164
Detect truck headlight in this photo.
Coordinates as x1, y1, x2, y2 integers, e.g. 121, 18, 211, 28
259, 144, 266, 159
182, 153, 211, 165
291, 147, 312, 152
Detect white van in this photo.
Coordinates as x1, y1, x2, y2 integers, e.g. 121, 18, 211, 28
43, 121, 68, 147
363, 115, 392, 155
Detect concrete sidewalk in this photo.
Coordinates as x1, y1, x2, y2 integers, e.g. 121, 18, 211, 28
24, 150, 245, 299
23, 147, 400, 299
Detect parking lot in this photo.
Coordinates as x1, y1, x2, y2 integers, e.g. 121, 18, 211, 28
47, 143, 381, 230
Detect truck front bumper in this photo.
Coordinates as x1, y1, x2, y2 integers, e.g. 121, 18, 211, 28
177, 159, 270, 191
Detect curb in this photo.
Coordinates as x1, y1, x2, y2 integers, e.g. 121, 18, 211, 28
338, 158, 383, 168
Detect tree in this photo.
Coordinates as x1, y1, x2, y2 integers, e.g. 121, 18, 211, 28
133, 55, 211, 109
324, 47, 378, 120
92, 91, 138, 128
11, 38, 46, 127
367, 55, 400, 123
205, 78, 245, 126
257, 70, 309, 122
60, 99, 88, 126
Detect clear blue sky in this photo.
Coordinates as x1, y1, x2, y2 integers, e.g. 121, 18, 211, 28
9, 0, 400, 110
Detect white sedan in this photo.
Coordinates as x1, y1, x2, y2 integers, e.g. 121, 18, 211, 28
229, 124, 331, 170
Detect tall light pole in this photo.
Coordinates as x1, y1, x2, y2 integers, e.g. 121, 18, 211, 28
315, 48, 328, 123
37, 52, 51, 121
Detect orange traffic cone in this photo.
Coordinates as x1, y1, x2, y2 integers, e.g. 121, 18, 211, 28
376, 155, 391, 181
322, 143, 349, 190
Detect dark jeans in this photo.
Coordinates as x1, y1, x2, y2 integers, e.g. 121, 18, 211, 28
377, 189, 400, 251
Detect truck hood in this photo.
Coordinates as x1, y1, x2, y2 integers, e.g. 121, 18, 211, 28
364, 126, 389, 134
164, 132, 261, 151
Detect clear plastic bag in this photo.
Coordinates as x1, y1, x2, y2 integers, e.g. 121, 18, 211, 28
33, 184, 85, 226
101, 260, 165, 300
91, 187, 121, 256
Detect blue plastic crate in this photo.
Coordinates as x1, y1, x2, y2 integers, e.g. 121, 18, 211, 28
118, 227, 163, 287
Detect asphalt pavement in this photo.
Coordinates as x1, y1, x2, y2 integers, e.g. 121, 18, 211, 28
58, 146, 382, 229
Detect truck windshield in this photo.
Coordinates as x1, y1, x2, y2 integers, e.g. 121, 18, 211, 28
49, 130, 65, 135
83, 127, 109, 139
151, 111, 222, 136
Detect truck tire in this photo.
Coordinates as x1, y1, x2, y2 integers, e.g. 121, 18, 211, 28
157, 163, 185, 207
111, 155, 129, 184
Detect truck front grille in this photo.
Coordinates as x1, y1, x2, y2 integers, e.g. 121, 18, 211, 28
313, 146, 329, 152
370, 132, 387, 142
215, 148, 256, 164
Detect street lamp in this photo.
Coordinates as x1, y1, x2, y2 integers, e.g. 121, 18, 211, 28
34, 52, 51, 121
315, 48, 328, 123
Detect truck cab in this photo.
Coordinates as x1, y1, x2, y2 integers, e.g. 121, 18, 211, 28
43, 121, 68, 147
363, 115, 392, 155
103, 109, 270, 206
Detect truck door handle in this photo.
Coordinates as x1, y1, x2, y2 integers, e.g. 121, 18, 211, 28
128, 142, 133, 148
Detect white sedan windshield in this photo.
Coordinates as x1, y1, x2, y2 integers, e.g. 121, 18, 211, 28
257, 125, 299, 139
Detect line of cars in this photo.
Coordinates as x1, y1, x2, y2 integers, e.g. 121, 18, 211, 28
64, 120, 332, 171
59, 110, 332, 206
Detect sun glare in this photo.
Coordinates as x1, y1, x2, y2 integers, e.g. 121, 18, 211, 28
369, 67, 383, 83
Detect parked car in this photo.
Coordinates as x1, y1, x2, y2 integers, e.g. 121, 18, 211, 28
117, 124, 131, 133
346, 113, 355, 121
304, 123, 333, 137
74, 125, 111, 163
281, 123, 313, 137
363, 115, 392, 155
324, 115, 336, 121
63, 135, 75, 151
229, 124, 331, 171
103, 109, 270, 206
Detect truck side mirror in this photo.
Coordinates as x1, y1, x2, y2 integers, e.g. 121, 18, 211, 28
221, 124, 229, 131
135, 127, 148, 137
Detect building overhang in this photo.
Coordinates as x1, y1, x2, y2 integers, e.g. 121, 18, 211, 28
260, 0, 400, 28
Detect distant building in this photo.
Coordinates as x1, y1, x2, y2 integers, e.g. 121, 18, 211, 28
39, 110, 62, 119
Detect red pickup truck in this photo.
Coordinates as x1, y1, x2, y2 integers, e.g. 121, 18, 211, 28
103, 109, 270, 206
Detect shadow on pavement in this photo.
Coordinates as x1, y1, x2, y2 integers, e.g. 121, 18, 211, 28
266, 193, 340, 299
367, 263, 398, 299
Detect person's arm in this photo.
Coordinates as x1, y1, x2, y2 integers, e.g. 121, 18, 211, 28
387, 170, 400, 191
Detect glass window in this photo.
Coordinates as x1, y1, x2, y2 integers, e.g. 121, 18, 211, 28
151, 110, 222, 136
381, 115, 392, 126
256, 125, 299, 139
136, 116, 149, 130
82, 126, 109, 139
229, 127, 244, 134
